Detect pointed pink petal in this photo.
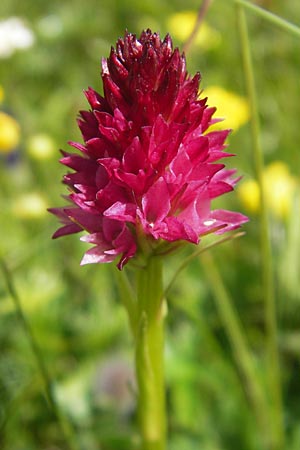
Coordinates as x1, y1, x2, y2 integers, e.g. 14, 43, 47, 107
104, 201, 136, 223
80, 247, 116, 265
142, 177, 170, 224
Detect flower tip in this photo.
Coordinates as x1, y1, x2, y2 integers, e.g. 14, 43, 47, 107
101, 57, 109, 74
163, 32, 173, 48
80, 251, 99, 265
47, 207, 56, 216
80, 256, 89, 266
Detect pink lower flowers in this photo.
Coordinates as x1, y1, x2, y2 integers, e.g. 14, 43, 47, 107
50, 29, 248, 269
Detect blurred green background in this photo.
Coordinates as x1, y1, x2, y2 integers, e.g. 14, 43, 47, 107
0, 0, 300, 449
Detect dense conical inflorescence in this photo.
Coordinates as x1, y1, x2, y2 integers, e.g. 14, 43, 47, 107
50, 30, 248, 269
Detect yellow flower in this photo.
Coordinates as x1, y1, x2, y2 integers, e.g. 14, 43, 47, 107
166, 11, 221, 50
238, 179, 260, 214
26, 133, 56, 160
264, 161, 297, 219
238, 161, 297, 219
204, 86, 250, 132
12, 192, 48, 219
0, 111, 20, 153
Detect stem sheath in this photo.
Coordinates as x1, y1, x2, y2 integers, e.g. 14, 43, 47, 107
236, 5, 284, 448
135, 256, 166, 450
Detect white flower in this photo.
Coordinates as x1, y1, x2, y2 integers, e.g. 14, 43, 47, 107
0, 17, 35, 58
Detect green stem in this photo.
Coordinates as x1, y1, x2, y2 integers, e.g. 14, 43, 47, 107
236, 5, 284, 448
135, 256, 166, 450
0, 259, 79, 450
200, 252, 271, 449
114, 268, 137, 338
182, 0, 214, 54
234, 0, 300, 38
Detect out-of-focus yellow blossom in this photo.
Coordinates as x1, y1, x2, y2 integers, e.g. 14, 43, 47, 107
238, 161, 297, 219
238, 179, 260, 214
264, 162, 297, 218
12, 192, 48, 219
204, 86, 250, 132
26, 133, 56, 160
166, 11, 221, 50
0, 85, 4, 103
0, 111, 20, 153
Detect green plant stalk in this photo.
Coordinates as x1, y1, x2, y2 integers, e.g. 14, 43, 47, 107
135, 256, 166, 450
114, 268, 137, 338
235, 5, 284, 448
182, 0, 213, 54
0, 259, 79, 450
200, 252, 271, 448
234, 0, 300, 38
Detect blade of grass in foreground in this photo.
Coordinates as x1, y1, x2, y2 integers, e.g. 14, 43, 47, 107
234, 0, 300, 38
163, 232, 245, 302
0, 259, 80, 450
235, 5, 284, 449
200, 252, 271, 449
161, 232, 271, 446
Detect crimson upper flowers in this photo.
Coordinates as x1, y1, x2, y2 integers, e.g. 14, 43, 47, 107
50, 29, 248, 269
